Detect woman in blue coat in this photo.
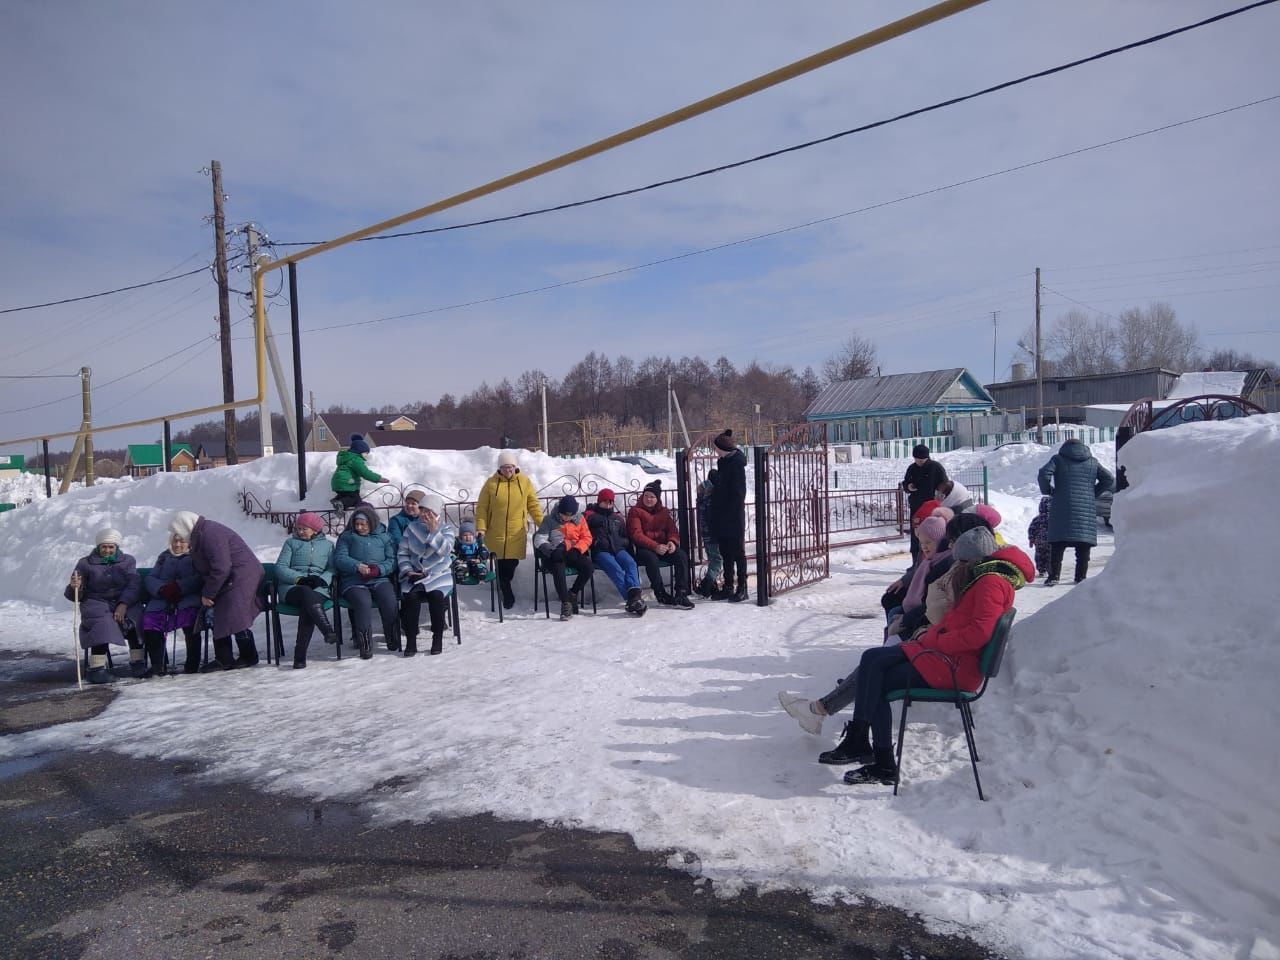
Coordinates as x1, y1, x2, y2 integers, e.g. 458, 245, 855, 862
142, 532, 205, 675
64, 528, 144, 684
1037, 438, 1114, 585
275, 512, 336, 669
333, 504, 398, 659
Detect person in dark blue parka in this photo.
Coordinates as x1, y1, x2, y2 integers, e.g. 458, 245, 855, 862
1037, 438, 1114, 585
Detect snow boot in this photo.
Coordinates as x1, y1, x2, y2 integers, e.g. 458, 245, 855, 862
202, 637, 238, 672
818, 721, 874, 766
728, 584, 749, 603
385, 624, 401, 653
429, 632, 443, 656
144, 635, 168, 678
86, 652, 113, 685
500, 579, 515, 610
234, 630, 259, 667
293, 635, 310, 669
571, 591, 581, 615
693, 576, 717, 599
183, 635, 202, 674
306, 602, 337, 645
356, 631, 373, 660
654, 586, 678, 607
673, 591, 695, 610
403, 631, 418, 657
843, 748, 899, 786
625, 587, 647, 617
560, 600, 573, 621
129, 648, 149, 679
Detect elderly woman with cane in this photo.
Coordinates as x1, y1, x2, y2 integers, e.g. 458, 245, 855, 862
65, 528, 144, 684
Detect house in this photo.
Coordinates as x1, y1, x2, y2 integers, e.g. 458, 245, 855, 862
125, 443, 193, 478
302, 413, 501, 452
805, 368, 997, 456
191, 440, 266, 470
985, 367, 1179, 426
0, 454, 24, 479
1083, 368, 1277, 428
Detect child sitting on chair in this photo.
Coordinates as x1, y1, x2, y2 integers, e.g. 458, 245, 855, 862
452, 520, 489, 581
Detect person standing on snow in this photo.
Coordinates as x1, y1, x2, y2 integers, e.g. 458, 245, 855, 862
64, 528, 144, 684
474, 449, 543, 610
330, 434, 388, 512
901, 444, 947, 562
1037, 438, 1114, 586
707, 430, 749, 602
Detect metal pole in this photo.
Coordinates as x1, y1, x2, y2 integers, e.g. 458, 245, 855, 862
1035, 267, 1044, 444
42, 439, 51, 498
163, 420, 172, 472
289, 263, 307, 501
667, 375, 673, 458
753, 446, 770, 606
80, 366, 94, 486
541, 378, 549, 455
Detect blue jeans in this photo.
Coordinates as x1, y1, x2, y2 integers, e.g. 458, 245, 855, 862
819, 646, 926, 749
703, 541, 723, 581
594, 550, 639, 600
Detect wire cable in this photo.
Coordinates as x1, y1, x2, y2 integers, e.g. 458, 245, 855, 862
272, 0, 1280, 248
0, 265, 210, 316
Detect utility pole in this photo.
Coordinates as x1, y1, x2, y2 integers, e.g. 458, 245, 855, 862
81, 365, 94, 486
541, 378, 549, 455
309, 390, 317, 451
991, 310, 999, 383
666, 374, 673, 457
1034, 267, 1044, 444
211, 160, 237, 465
247, 223, 297, 455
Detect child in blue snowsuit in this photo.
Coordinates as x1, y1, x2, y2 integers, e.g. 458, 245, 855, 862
452, 520, 490, 580
1026, 496, 1052, 579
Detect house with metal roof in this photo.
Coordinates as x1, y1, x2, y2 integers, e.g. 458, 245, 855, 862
804, 368, 996, 457
125, 443, 193, 478
302, 413, 502, 453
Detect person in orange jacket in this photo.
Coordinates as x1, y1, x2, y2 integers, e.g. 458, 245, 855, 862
626, 480, 693, 609
532, 496, 593, 620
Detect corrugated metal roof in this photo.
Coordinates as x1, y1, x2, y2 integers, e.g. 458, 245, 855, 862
805, 368, 982, 417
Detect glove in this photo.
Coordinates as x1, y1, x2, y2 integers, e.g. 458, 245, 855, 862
360, 566, 378, 581
298, 575, 324, 588
158, 582, 182, 603
536, 543, 552, 559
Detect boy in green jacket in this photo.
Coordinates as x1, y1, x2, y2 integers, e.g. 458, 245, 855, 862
330, 434, 387, 511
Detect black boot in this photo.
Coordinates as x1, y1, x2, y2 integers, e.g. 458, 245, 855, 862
625, 587, 647, 616
357, 631, 373, 660
712, 567, 735, 601
500, 579, 515, 610
202, 637, 238, 672
307, 603, 337, 645
693, 576, 717, 599
843, 748, 899, 786
145, 635, 168, 677
293, 635, 310, 669
728, 584, 749, 603
234, 630, 259, 667
129, 650, 149, 679
385, 623, 401, 652
429, 632, 443, 656
403, 632, 418, 657
654, 586, 677, 607
819, 721, 874, 766
183, 634, 201, 674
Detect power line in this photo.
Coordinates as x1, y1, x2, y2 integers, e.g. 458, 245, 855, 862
248, 94, 1278, 339
1044, 243, 1280, 272
0, 264, 210, 316
270, 0, 1280, 249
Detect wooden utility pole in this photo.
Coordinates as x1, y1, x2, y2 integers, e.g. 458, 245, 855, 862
247, 224, 297, 455
211, 160, 238, 465
1034, 267, 1044, 444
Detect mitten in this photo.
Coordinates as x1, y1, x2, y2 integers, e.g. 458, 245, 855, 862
159, 582, 183, 603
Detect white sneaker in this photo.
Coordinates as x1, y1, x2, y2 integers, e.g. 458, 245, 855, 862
778, 691, 824, 736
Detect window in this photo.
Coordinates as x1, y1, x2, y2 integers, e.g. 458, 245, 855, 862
317, 424, 328, 441
178, 465, 189, 473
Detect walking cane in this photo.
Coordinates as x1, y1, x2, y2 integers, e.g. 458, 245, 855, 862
72, 581, 84, 691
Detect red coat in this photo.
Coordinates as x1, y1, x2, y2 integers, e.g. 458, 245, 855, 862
626, 502, 680, 551
899, 546, 1032, 692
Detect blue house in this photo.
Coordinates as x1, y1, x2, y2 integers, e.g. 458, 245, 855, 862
804, 367, 996, 457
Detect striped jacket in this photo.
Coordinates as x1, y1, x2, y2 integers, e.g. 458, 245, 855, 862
397, 519, 457, 597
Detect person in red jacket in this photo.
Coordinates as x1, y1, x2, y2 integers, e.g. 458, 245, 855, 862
626, 480, 693, 609
779, 527, 1032, 785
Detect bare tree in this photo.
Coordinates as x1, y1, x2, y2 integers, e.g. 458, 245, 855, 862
1116, 302, 1201, 371
1044, 309, 1119, 376
821, 334, 878, 385
1012, 301, 1201, 376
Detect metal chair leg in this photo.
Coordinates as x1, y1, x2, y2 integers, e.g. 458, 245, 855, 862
893, 696, 910, 796
959, 702, 985, 800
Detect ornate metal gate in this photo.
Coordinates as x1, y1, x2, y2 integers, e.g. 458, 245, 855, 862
755, 422, 829, 603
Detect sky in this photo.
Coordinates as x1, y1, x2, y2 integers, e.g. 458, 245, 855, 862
1, 417, 1277, 958
2, 0, 1278, 451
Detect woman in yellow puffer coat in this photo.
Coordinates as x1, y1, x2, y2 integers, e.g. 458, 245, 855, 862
475, 450, 543, 609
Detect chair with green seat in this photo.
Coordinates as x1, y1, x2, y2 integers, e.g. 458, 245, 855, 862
453, 553, 502, 625
885, 607, 1016, 801
532, 550, 598, 618
264, 561, 343, 662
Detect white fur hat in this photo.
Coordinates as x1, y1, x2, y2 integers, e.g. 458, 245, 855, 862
169, 510, 200, 541
418, 493, 445, 515
94, 527, 122, 547
497, 449, 518, 468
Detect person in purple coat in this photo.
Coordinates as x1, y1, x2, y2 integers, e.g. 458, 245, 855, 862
64, 527, 144, 684
142, 532, 205, 675
170, 511, 264, 671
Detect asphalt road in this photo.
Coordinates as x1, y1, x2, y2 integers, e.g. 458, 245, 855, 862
0, 651, 1001, 959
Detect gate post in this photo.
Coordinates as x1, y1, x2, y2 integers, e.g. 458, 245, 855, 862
675, 448, 693, 594
753, 445, 770, 606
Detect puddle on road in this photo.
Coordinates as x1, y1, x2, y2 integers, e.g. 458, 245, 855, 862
0, 754, 52, 780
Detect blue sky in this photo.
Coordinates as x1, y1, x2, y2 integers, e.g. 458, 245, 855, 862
2, 0, 1277, 450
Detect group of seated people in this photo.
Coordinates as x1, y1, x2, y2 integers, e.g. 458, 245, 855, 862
779, 498, 1032, 788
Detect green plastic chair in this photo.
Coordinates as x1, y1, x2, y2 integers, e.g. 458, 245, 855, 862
263, 561, 342, 662
533, 551, 598, 618
885, 607, 1016, 800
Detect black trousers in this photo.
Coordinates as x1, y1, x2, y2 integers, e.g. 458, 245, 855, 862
342, 581, 399, 638
540, 546, 594, 601
400, 586, 447, 639
284, 585, 330, 645
719, 538, 748, 593
634, 546, 688, 597
1049, 541, 1093, 582
332, 490, 360, 509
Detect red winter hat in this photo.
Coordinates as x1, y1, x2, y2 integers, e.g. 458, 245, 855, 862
596, 488, 615, 504
911, 499, 941, 526
975, 503, 1002, 528
295, 512, 324, 534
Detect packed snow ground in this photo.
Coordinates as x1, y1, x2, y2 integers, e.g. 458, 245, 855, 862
0, 430, 1276, 960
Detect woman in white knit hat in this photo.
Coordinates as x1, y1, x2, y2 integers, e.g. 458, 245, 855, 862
64, 528, 145, 684
474, 450, 543, 610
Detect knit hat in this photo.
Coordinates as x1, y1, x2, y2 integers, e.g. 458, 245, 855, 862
975, 503, 1003, 528
418, 494, 444, 515
946, 511, 993, 544
556, 495, 579, 516
596, 488, 615, 504
912, 444, 930, 459
95, 527, 122, 547
706, 468, 718, 483
403, 489, 425, 504
348, 433, 370, 455
931, 505, 955, 522
918, 516, 946, 545
952, 526, 997, 562
348, 505, 379, 531
497, 449, 518, 468
169, 511, 199, 541
642, 479, 662, 499
911, 499, 941, 526
459, 520, 477, 535
714, 429, 736, 452
295, 512, 324, 534
940, 480, 970, 507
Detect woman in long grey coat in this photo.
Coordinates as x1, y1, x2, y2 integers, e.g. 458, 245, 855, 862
170, 511, 265, 670
1036, 438, 1114, 586
64, 527, 144, 684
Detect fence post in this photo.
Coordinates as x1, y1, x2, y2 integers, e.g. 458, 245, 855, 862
982, 464, 989, 505
675, 449, 693, 589
753, 445, 770, 606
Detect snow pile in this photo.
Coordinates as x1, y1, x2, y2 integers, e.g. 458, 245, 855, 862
1, 422, 1277, 959
1167, 370, 1248, 398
